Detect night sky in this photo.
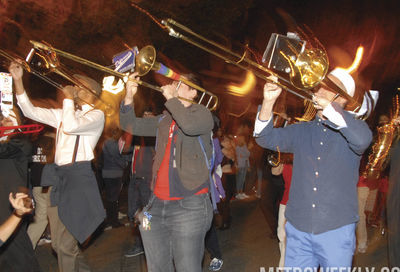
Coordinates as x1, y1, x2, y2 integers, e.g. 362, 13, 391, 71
1, 0, 399, 128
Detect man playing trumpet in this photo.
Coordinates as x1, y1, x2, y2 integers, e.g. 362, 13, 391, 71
119, 72, 214, 272
254, 69, 372, 270
9, 61, 105, 272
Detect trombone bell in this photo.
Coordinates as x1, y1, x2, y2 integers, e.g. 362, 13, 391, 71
135, 45, 158, 76
135, 45, 218, 110
262, 33, 329, 90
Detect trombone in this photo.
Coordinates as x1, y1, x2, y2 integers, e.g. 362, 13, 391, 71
25, 47, 116, 115
161, 19, 361, 111
0, 48, 64, 91
1, 48, 114, 116
30, 41, 218, 111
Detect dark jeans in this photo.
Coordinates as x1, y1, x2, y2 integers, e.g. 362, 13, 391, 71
103, 177, 123, 202
128, 175, 151, 220
205, 224, 222, 259
139, 193, 213, 272
221, 173, 236, 227
260, 174, 284, 236
103, 177, 123, 225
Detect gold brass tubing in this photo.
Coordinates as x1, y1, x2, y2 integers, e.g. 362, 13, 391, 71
161, 20, 314, 103
30, 41, 219, 110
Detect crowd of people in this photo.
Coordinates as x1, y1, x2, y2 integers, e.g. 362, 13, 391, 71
0, 58, 399, 272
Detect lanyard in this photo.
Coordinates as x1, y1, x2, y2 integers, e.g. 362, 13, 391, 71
198, 135, 217, 213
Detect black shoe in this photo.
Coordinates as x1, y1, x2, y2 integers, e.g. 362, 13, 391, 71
124, 246, 145, 257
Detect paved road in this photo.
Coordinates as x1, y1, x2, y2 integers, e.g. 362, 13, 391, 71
35, 194, 388, 272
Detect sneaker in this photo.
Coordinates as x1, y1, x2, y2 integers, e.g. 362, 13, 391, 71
124, 246, 145, 257
241, 193, 250, 199
118, 211, 127, 219
357, 247, 367, 254
235, 193, 244, 200
209, 258, 223, 271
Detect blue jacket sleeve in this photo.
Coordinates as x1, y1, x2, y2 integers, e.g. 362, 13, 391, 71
333, 104, 372, 155
254, 116, 302, 153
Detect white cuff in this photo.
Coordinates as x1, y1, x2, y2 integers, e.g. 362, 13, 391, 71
254, 111, 272, 135
63, 99, 74, 108
322, 104, 347, 128
16, 92, 29, 103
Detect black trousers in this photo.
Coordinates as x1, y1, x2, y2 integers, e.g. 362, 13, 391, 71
205, 223, 222, 259
103, 177, 123, 202
220, 173, 236, 227
260, 174, 284, 236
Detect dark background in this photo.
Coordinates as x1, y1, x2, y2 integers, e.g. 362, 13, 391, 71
1, 0, 399, 130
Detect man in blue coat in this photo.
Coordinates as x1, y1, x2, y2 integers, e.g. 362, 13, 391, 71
254, 68, 372, 270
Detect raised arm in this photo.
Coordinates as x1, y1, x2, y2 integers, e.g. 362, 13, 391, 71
258, 77, 283, 122
312, 86, 372, 155
10, 62, 61, 128
119, 73, 159, 136
61, 97, 104, 136
330, 104, 372, 155
254, 77, 299, 153
165, 98, 213, 136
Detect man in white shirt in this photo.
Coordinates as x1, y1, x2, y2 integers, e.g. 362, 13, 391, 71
9, 61, 105, 272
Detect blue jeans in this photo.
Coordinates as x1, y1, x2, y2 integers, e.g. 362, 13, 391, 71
139, 193, 213, 272
285, 221, 356, 270
236, 167, 247, 192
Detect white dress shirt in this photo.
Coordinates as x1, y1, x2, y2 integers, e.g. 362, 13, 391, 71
17, 92, 104, 166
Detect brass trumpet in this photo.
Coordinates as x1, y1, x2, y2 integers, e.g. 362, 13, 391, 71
161, 19, 361, 111
30, 41, 218, 111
